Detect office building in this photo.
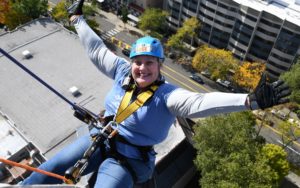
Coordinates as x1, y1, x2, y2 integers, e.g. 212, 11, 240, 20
165, 0, 300, 80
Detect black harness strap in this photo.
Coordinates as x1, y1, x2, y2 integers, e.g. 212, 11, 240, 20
107, 136, 138, 182
115, 135, 153, 162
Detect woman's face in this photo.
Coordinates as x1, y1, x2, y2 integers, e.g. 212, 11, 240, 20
131, 55, 161, 88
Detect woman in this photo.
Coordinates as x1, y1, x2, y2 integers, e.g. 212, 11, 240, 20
21, 1, 290, 187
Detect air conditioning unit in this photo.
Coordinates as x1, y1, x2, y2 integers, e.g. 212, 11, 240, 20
69, 86, 81, 97
22, 50, 32, 59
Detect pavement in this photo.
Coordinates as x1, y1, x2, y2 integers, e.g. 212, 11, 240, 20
96, 9, 144, 38
98, 10, 145, 39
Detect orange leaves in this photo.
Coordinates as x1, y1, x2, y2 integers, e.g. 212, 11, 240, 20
233, 61, 266, 91
0, 0, 10, 24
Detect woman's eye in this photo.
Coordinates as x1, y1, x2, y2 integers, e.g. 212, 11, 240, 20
134, 61, 142, 66
145, 61, 154, 66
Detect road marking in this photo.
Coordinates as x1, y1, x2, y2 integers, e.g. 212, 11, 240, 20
260, 122, 300, 148
102, 29, 120, 41
161, 70, 198, 92
163, 65, 211, 92
276, 139, 300, 156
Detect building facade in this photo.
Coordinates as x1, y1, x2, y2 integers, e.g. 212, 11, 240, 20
165, 0, 300, 80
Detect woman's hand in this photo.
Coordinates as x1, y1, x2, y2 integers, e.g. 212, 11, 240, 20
248, 73, 291, 110
67, 0, 84, 18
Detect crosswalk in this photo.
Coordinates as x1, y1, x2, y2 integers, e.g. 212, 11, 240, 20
101, 28, 120, 41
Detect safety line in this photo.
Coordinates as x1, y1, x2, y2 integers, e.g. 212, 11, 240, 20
0, 157, 69, 183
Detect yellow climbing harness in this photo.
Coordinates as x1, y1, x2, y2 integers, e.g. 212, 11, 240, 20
115, 84, 159, 123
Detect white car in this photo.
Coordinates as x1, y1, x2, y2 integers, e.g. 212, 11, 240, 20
216, 78, 231, 88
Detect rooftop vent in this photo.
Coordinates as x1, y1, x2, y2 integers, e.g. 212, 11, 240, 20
69, 86, 81, 97
22, 50, 32, 59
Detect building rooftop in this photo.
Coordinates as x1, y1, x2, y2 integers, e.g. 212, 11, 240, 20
0, 18, 114, 157
0, 113, 27, 159
234, 0, 300, 25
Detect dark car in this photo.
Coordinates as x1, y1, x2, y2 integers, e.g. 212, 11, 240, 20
122, 48, 130, 57
189, 74, 204, 84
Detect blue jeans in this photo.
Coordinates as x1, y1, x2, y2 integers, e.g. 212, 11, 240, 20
21, 132, 155, 188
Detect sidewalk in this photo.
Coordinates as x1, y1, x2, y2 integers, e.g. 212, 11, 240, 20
96, 9, 144, 36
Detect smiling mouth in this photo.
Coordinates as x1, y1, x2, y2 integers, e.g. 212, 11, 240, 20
139, 73, 151, 78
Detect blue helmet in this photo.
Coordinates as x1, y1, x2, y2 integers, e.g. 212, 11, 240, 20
129, 36, 164, 60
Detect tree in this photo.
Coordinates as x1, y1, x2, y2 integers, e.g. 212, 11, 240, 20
13, 0, 48, 19
166, 17, 200, 50
3, 1, 30, 30
260, 144, 290, 181
120, 6, 128, 29
0, 0, 10, 24
233, 61, 266, 91
139, 8, 168, 39
192, 45, 238, 80
51, 1, 69, 25
166, 32, 183, 49
280, 60, 300, 103
2, 0, 48, 30
278, 120, 300, 148
193, 112, 289, 188
51, 1, 99, 33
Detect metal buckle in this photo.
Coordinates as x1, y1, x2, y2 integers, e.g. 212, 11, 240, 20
101, 121, 118, 139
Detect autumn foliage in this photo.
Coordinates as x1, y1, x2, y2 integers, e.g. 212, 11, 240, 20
192, 45, 238, 80
0, 0, 10, 24
233, 61, 265, 91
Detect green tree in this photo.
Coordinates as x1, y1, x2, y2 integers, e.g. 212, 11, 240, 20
280, 60, 300, 103
192, 45, 238, 80
13, 0, 48, 20
86, 18, 100, 34
193, 112, 289, 188
166, 32, 182, 49
2, 0, 48, 30
278, 120, 300, 148
166, 17, 200, 50
121, 6, 128, 29
83, 4, 96, 17
51, 1, 99, 33
139, 8, 168, 39
2, 2, 30, 30
51, 1, 69, 25
260, 144, 290, 181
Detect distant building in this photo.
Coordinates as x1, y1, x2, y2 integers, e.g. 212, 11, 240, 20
165, 0, 300, 80
128, 0, 163, 9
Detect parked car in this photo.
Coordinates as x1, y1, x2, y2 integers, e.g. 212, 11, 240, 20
216, 78, 231, 88
200, 70, 211, 78
122, 48, 130, 57
168, 52, 176, 59
189, 74, 204, 84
